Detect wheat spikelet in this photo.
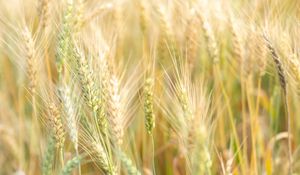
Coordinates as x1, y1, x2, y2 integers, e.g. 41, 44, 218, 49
58, 86, 78, 150
197, 11, 220, 64
48, 103, 65, 149
243, 33, 256, 77
91, 141, 115, 174
228, 15, 243, 66
119, 151, 141, 175
81, 3, 113, 27
245, 26, 268, 76
108, 75, 124, 146
38, 0, 50, 31
157, 6, 170, 61
189, 121, 211, 174
139, 0, 149, 34
178, 87, 193, 121
257, 36, 267, 76
156, 5, 177, 63
188, 93, 211, 174
56, 0, 74, 77
197, 11, 219, 64
165, 62, 212, 174
23, 27, 37, 95
224, 152, 234, 175
181, 86, 210, 174
99, 52, 111, 102
144, 78, 155, 134
75, 50, 99, 111
98, 52, 112, 135
185, 8, 199, 71
74, 0, 85, 32
59, 156, 81, 175
288, 54, 300, 85
42, 135, 55, 175
75, 50, 108, 135
263, 35, 286, 94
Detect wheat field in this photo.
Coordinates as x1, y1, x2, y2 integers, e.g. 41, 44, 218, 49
0, 0, 299, 174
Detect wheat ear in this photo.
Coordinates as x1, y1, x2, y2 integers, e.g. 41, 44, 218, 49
91, 141, 116, 175
156, 5, 178, 62
288, 54, 300, 85
48, 103, 65, 154
139, 0, 149, 34
263, 35, 286, 93
38, 0, 50, 31
144, 78, 155, 134
42, 135, 55, 175
23, 27, 37, 95
197, 11, 219, 64
178, 87, 193, 121
108, 75, 124, 146
56, 0, 73, 78
228, 15, 243, 66
263, 34, 292, 173
59, 156, 82, 175
74, 0, 85, 32
76, 51, 99, 110
59, 86, 78, 151
75, 50, 107, 135
119, 151, 141, 175
185, 8, 199, 71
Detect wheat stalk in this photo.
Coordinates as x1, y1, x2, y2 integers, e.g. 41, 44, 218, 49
263, 34, 292, 173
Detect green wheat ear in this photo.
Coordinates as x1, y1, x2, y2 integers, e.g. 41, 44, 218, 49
60, 156, 82, 175
144, 78, 155, 134
42, 135, 55, 175
56, 0, 74, 78
119, 151, 141, 175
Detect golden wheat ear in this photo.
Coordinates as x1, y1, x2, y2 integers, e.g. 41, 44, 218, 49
23, 27, 37, 95
107, 74, 124, 147
47, 102, 65, 150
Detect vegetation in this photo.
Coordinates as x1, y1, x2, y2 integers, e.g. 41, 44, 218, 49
0, 0, 299, 174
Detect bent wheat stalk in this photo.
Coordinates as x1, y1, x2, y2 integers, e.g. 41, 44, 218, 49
263, 34, 292, 173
